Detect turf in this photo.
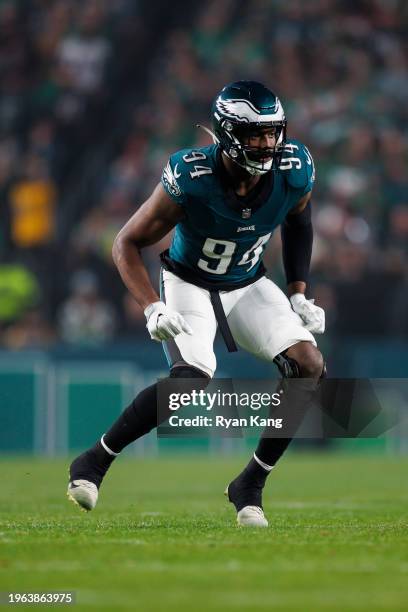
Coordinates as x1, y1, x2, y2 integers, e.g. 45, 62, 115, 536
0, 453, 407, 611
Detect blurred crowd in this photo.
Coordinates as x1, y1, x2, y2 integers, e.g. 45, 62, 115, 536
0, 0, 407, 349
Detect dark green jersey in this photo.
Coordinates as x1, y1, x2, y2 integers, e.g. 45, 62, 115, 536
161, 140, 315, 289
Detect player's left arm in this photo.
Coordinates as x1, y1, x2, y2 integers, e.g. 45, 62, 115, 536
281, 190, 325, 334
282, 190, 312, 298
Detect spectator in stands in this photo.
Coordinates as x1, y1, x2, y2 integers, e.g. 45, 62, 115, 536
0, 0, 407, 346
0, 262, 39, 329
57, 269, 116, 346
2, 308, 56, 349
8, 153, 56, 250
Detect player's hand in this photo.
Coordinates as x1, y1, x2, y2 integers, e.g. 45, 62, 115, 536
144, 301, 193, 342
290, 293, 325, 334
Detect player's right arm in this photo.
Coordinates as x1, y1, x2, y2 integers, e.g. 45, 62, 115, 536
112, 183, 192, 341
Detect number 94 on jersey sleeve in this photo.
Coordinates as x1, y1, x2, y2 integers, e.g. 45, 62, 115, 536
279, 141, 315, 192
161, 147, 215, 206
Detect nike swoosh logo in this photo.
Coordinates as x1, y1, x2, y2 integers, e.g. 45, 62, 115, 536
174, 163, 181, 178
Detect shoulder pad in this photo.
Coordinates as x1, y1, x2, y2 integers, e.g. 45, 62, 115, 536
161, 145, 217, 205
279, 140, 315, 194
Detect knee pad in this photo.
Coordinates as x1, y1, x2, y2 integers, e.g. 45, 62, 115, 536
274, 351, 327, 380
273, 351, 301, 378
170, 362, 210, 379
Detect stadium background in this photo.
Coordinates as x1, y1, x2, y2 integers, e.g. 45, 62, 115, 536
0, 0, 407, 455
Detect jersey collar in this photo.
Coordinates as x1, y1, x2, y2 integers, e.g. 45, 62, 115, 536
215, 147, 274, 217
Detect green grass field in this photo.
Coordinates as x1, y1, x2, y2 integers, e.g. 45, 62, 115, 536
0, 452, 407, 611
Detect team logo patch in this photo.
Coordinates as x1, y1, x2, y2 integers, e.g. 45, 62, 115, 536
162, 161, 182, 197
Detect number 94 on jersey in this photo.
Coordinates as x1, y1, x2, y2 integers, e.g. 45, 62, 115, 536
198, 234, 271, 275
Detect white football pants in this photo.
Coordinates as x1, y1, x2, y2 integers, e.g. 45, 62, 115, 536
161, 269, 316, 378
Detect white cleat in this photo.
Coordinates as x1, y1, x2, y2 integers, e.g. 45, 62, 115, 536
237, 505, 268, 528
224, 486, 269, 527
67, 479, 98, 512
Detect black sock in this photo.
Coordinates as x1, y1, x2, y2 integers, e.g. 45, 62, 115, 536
103, 383, 159, 454
237, 456, 270, 488
229, 440, 292, 506
70, 439, 116, 487
234, 378, 318, 489
102, 371, 209, 454
227, 457, 266, 510
254, 437, 293, 468
254, 377, 319, 467
89, 439, 117, 469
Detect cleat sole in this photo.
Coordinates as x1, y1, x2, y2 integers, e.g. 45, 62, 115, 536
66, 491, 89, 513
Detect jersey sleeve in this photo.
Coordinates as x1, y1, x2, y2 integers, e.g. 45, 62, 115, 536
280, 141, 316, 196
160, 151, 188, 206
300, 144, 315, 195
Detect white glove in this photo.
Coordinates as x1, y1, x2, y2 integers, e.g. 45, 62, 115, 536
290, 293, 325, 334
144, 301, 193, 342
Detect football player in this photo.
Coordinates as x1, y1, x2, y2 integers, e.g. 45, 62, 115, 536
67, 81, 325, 527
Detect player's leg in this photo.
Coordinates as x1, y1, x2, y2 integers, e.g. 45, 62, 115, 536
253, 340, 323, 470
68, 271, 217, 511
68, 364, 210, 511
224, 277, 324, 526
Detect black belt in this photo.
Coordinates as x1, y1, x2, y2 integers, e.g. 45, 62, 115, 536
160, 251, 257, 353
209, 290, 238, 353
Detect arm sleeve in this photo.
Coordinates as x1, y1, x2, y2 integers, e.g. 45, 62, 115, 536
281, 201, 313, 284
